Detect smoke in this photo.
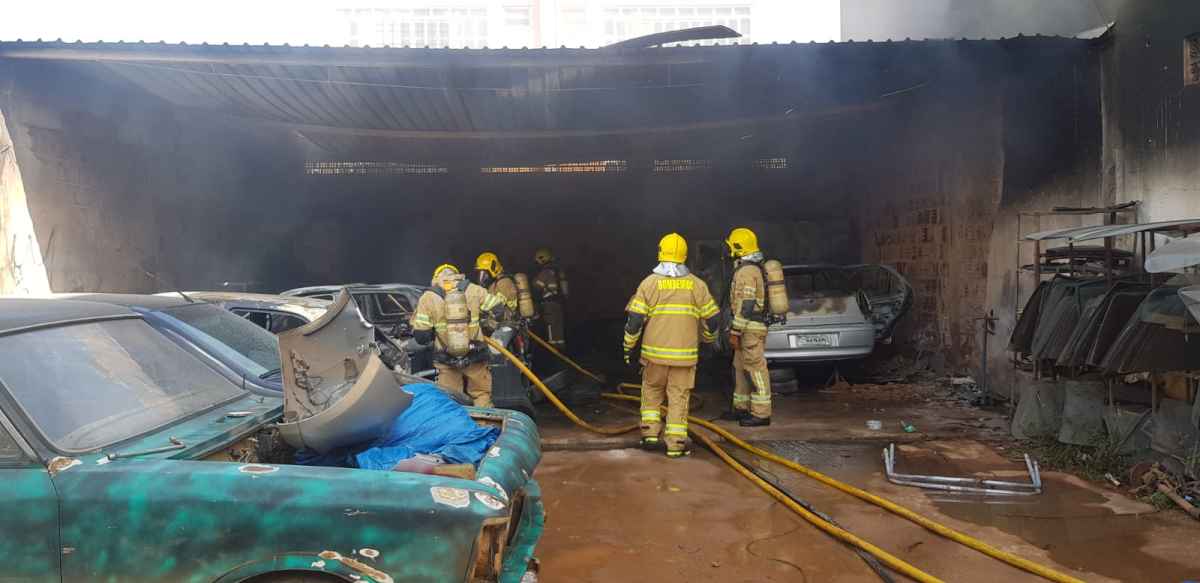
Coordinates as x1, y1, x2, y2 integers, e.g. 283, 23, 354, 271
840, 0, 1109, 41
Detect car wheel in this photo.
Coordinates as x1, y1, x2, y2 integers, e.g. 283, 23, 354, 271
768, 367, 797, 383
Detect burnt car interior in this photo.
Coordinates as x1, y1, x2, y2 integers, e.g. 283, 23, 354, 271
783, 264, 912, 342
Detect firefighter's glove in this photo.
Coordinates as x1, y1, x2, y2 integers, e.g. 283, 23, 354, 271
728, 333, 742, 352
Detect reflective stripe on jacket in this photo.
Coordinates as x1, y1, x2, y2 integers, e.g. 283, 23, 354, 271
730, 263, 768, 334
489, 275, 519, 312
412, 282, 503, 352
624, 272, 718, 366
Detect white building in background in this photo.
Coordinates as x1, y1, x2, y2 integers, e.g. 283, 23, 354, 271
331, 1, 827, 50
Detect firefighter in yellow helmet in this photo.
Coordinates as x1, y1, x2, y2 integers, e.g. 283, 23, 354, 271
475, 252, 519, 317
532, 247, 569, 347
411, 263, 509, 408
623, 233, 720, 457
722, 227, 772, 426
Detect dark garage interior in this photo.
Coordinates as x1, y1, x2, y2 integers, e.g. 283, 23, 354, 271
0, 35, 1095, 370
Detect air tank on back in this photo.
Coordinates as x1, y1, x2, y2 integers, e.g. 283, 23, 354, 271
514, 272, 537, 319
763, 259, 789, 317
443, 277, 472, 356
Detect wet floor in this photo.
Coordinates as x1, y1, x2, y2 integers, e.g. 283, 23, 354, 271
536, 448, 877, 582
535, 439, 1200, 582
533, 374, 1199, 582
752, 439, 1199, 582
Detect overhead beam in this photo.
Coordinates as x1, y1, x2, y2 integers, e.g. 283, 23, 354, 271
0, 42, 724, 68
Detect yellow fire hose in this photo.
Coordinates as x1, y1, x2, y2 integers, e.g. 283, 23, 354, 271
486, 336, 936, 581
526, 330, 606, 384
489, 336, 1083, 583
691, 429, 942, 583
483, 337, 637, 435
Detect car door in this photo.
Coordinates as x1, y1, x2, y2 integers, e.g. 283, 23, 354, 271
847, 264, 913, 342
0, 412, 61, 580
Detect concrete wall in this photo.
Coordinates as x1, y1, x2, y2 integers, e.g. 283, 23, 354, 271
0, 106, 50, 294
0, 59, 311, 293
855, 89, 1004, 365
980, 0, 1200, 396
1100, 1, 1200, 220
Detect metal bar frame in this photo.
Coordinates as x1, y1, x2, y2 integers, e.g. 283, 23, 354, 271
882, 443, 1042, 496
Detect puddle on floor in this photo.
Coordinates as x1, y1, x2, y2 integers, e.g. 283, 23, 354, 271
759, 440, 1196, 582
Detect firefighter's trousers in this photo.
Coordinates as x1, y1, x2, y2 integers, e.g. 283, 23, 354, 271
541, 300, 567, 348
435, 361, 493, 408
639, 361, 696, 452
733, 330, 771, 418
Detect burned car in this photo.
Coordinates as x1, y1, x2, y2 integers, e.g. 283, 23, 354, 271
64, 293, 410, 397
281, 283, 427, 334
764, 264, 912, 363
188, 290, 535, 418
0, 297, 544, 582
182, 290, 433, 376
178, 290, 332, 333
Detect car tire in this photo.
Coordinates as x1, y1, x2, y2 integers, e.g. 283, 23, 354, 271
769, 367, 797, 383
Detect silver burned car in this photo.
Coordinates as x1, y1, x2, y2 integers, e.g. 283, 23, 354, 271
765, 264, 912, 363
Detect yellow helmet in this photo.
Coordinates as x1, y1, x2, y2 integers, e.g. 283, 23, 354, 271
534, 247, 554, 266
431, 263, 460, 285
475, 252, 503, 278
657, 232, 688, 263
725, 227, 760, 258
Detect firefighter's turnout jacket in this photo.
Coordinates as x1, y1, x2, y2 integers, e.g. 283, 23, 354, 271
623, 272, 720, 366
730, 263, 769, 336
412, 275, 507, 362
489, 274, 520, 315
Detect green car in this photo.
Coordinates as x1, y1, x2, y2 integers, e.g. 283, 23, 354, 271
0, 298, 543, 582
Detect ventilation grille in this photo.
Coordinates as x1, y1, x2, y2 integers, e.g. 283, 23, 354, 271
752, 157, 788, 169
305, 161, 448, 176
480, 160, 627, 174
653, 159, 710, 172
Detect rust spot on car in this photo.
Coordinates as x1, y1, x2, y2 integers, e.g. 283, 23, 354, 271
238, 464, 279, 474
47, 456, 81, 476
319, 550, 394, 583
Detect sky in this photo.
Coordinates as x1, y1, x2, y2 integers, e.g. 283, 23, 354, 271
0, 0, 840, 47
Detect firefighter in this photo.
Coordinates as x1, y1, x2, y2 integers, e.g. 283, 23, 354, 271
411, 263, 508, 408
623, 233, 720, 457
532, 246, 569, 349
722, 227, 772, 426
475, 251, 519, 317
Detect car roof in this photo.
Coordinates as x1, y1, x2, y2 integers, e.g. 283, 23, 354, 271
178, 291, 331, 320
280, 283, 428, 296
0, 297, 137, 334
55, 292, 196, 311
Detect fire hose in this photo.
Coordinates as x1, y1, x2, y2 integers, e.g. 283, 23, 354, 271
492, 333, 1085, 583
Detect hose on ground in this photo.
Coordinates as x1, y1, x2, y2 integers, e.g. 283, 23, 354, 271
736, 455, 896, 583
511, 337, 1082, 583
482, 336, 637, 435
601, 392, 1084, 583
495, 335, 933, 581
526, 330, 605, 384
692, 429, 939, 583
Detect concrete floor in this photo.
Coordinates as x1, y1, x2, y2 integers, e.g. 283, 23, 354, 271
529, 377, 1200, 582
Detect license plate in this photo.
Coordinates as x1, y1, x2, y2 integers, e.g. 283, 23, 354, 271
791, 333, 835, 348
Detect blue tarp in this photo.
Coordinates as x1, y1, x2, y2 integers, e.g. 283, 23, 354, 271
296, 383, 500, 470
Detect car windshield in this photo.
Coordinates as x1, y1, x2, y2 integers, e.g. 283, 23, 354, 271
159, 303, 281, 377
0, 318, 245, 452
